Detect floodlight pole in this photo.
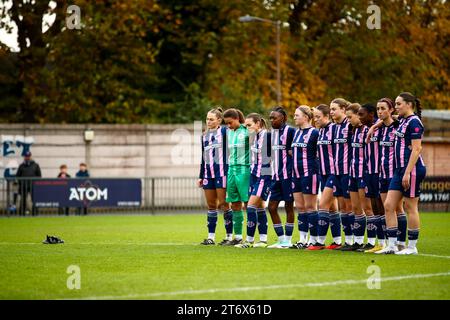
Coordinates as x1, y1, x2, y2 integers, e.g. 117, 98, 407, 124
239, 15, 284, 105
275, 20, 281, 106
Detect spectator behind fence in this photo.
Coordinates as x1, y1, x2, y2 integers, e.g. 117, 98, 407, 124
57, 164, 71, 216
16, 151, 41, 216
76, 163, 90, 215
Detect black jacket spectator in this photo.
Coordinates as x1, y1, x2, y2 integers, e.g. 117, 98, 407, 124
57, 169, 71, 216
17, 160, 42, 178
75, 165, 89, 215
16, 160, 42, 191
16, 156, 41, 216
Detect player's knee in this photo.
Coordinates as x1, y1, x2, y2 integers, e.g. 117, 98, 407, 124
363, 204, 373, 214
344, 203, 352, 213
284, 201, 294, 210
403, 201, 415, 214
218, 201, 228, 211
383, 201, 396, 214
295, 203, 306, 212
207, 201, 217, 210
318, 202, 327, 211
231, 202, 242, 211
351, 203, 362, 214
395, 204, 404, 214
268, 202, 278, 213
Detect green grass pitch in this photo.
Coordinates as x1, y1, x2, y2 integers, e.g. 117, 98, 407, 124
0, 213, 449, 300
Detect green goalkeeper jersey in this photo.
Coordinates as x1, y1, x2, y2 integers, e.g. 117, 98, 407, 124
227, 124, 250, 170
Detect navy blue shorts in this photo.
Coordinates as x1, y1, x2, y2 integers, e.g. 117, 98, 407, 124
202, 177, 226, 190
333, 174, 350, 199
292, 174, 319, 195
389, 166, 426, 198
348, 176, 366, 192
269, 178, 293, 202
363, 173, 380, 198
249, 174, 271, 201
320, 174, 335, 192
379, 177, 391, 194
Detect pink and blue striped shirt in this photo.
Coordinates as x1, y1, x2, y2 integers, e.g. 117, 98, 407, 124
378, 121, 397, 179
317, 122, 335, 176
365, 121, 380, 174
333, 117, 352, 175
199, 126, 228, 179
292, 127, 319, 177
394, 115, 425, 169
271, 124, 295, 181
250, 130, 272, 177
350, 125, 368, 178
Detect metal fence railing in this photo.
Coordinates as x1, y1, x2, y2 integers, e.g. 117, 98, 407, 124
0, 177, 205, 216
0, 176, 448, 216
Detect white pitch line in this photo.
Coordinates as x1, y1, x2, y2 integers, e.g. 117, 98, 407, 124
418, 253, 450, 259
0, 242, 450, 259
0, 242, 194, 246
66, 271, 450, 300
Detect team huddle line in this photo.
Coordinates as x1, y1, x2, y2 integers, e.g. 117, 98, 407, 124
198, 92, 425, 255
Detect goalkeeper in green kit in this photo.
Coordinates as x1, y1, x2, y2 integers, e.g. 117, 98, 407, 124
221, 108, 250, 246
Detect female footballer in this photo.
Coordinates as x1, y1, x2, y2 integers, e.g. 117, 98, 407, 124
329, 98, 353, 249
235, 113, 271, 248
222, 108, 251, 246
374, 98, 407, 252
309, 104, 339, 250
198, 107, 233, 245
377, 92, 426, 255
357, 103, 382, 252
290, 106, 320, 249
342, 103, 371, 252
267, 107, 296, 249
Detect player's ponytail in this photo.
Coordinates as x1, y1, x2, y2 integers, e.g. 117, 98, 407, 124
208, 106, 224, 122
260, 118, 267, 129
236, 109, 245, 124
415, 98, 422, 120
399, 92, 422, 119
224, 108, 245, 124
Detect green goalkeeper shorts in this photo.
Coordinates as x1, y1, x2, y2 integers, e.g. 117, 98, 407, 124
226, 167, 250, 203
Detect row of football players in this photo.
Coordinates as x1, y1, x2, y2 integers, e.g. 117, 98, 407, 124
197, 92, 425, 255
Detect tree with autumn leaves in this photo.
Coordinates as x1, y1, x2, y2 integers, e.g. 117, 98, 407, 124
0, 0, 448, 123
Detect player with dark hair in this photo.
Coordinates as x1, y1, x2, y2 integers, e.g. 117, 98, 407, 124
369, 98, 407, 252
356, 103, 380, 252
341, 103, 370, 251
267, 106, 296, 248
308, 104, 338, 250
376, 92, 426, 255
222, 108, 250, 246
235, 113, 271, 248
